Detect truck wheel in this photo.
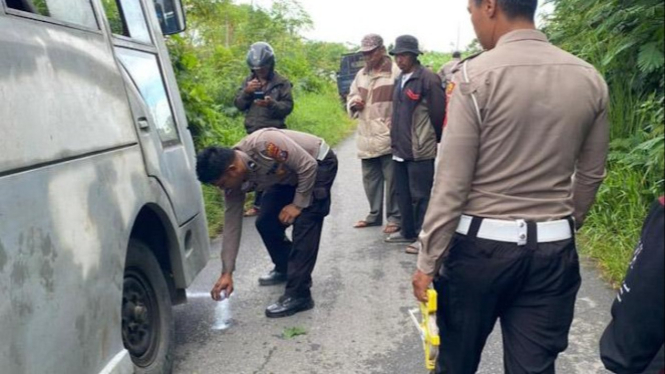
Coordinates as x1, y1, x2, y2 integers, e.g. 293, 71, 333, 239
122, 239, 174, 374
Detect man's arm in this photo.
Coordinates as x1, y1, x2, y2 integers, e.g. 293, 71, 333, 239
346, 70, 364, 117
220, 187, 246, 274
417, 73, 480, 276
426, 72, 446, 143
234, 77, 254, 112
573, 79, 610, 227
268, 80, 294, 119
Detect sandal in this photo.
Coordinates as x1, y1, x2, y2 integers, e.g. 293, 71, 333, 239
353, 220, 381, 228
244, 207, 260, 217
383, 222, 400, 234
405, 242, 420, 255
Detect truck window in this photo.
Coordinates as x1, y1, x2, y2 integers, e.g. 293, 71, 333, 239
117, 47, 180, 144
5, 0, 97, 29
102, 0, 151, 43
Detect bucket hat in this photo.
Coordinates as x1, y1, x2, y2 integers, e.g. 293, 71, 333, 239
389, 35, 423, 55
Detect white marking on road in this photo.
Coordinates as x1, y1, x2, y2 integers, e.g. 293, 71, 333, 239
578, 297, 598, 309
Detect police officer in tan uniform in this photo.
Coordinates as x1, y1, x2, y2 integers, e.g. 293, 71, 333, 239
196, 128, 337, 318
412, 0, 610, 373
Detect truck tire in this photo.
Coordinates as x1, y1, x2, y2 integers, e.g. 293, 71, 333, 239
122, 239, 175, 374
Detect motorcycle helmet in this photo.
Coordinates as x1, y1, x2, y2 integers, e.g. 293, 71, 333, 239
246, 42, 275, 71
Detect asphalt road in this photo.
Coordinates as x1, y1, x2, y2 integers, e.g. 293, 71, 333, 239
172, 135, 616, 374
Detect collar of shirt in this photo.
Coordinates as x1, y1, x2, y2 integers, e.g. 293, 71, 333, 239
496, 29, 549, 47
401, 72, 414, 89
237, 151, 258, 172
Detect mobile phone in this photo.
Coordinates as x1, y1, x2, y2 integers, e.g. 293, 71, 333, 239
253, 91, 265, 100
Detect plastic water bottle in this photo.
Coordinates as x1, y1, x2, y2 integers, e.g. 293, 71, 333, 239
211, 291, 233, 331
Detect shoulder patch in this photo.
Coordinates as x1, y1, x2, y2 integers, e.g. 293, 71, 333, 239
262, 142, 289, 162
446, 82, 456, 96
451, 51, 484, 74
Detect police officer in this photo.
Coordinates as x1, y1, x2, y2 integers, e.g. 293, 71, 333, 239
437, 51, 461, 87
196, 128, 337, 318
412, 0, 609, 373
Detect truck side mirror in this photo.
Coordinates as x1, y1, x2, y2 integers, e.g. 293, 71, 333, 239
154, 0, 186, 35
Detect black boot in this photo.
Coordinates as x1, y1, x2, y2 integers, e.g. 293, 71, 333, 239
258, 269, 287, 286
265, 295, 315, 318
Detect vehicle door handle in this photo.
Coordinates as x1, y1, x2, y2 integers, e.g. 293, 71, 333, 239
138, 117, 150, 131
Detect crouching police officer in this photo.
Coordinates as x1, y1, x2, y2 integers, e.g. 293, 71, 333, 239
196, 128, 338, 318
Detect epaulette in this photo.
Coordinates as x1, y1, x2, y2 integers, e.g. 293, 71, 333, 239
451, 51, 484, 75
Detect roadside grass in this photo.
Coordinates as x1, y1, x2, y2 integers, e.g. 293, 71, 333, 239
202, 85, 356, 237
577, 165, 652, 288
287, 86, 357, 145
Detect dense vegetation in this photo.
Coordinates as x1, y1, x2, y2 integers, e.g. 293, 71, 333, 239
545, 0, 664, 285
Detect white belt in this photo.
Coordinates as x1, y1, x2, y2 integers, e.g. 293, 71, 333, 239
456, 215, 572, 245
317, 141, 330, 161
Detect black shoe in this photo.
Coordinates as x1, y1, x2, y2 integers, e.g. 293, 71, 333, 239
258, 270, 287, 286
265, 296, 315, 318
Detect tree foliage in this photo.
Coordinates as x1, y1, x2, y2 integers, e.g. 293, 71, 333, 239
544, 0, 664, 283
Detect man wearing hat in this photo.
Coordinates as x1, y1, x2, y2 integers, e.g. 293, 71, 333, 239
385, 35, 445, 254
347, 34, 402, 235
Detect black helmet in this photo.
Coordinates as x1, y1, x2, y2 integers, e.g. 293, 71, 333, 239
246, 42, 275, 71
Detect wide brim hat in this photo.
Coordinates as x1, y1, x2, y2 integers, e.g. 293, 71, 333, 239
389, 35, 423, 55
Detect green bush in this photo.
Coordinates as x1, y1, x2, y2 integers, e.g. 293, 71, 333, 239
545, 0, 664, 285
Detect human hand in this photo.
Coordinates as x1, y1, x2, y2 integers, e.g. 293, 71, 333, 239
278, 204, 302, 225
244, 79, 262, 95
254, 96, 272, 107
351, 99, 365, 111
211, 273, 234, 301
412, 269, 434, 303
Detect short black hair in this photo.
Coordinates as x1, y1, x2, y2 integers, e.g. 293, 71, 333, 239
196, 146, 236, 184
452, 51, 461, 58
475, 0, 538, 20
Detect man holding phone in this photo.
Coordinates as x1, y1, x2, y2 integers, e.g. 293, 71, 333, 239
234, 42, 294, 218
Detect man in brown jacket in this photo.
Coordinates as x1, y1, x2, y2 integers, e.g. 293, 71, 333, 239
196, 129, 337, 318
412, 0, 609, 373
347, 34, 401, 235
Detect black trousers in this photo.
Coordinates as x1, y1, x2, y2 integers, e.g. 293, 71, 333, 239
255, 151, 338, 298
393, 159, 434, 239
435, 218, 581, 374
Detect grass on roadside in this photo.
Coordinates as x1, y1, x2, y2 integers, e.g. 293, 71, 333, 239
577, 165, 652, 287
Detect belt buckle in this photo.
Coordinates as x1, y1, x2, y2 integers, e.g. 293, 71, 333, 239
516, 219, 527, 246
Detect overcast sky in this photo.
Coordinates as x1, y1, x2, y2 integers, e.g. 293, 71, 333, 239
236, 0, 554, 53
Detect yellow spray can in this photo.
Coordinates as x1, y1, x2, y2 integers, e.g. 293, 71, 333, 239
410, 288, 440, 372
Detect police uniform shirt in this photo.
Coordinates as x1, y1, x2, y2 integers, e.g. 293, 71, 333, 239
418, 29, 610, 275
221, 128, 327, 273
